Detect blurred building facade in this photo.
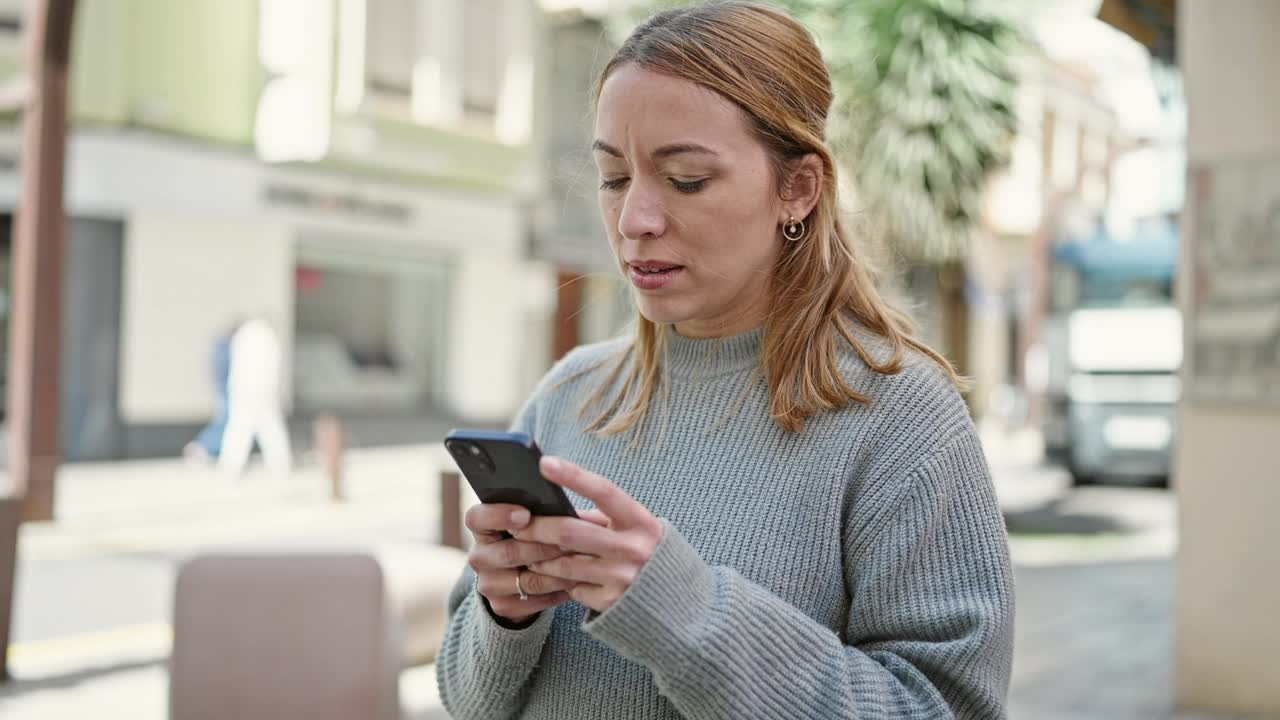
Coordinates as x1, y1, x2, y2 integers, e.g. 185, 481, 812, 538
957, 34, 1125, 427
990, 5, 1184, 487
0, 0, 1201, 470
0, 0, 568, 460
889, 0, 1186, 461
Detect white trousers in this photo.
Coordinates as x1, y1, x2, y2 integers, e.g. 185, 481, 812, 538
218, 398, 292, 477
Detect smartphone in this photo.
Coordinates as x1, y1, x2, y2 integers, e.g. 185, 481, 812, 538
444, 429, 579, 518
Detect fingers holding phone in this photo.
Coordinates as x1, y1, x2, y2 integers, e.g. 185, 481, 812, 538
465, 502, 532, 545
464, 502, 576, 623
447, 429, 599, 624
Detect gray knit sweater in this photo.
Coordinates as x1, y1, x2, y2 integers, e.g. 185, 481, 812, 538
437, 326, 1015, 719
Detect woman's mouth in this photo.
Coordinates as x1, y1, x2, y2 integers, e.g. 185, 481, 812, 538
628, 262, 685, 290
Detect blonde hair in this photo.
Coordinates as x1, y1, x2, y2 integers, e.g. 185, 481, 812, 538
583, 1, 957, 436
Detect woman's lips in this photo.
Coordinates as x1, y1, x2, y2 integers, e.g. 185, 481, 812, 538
628, 264, 684, 290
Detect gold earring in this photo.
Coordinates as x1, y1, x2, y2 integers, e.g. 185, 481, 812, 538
783, 215, 806, 242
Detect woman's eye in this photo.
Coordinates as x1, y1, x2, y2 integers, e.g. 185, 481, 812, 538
670, 178, 707, 194
599, 177, 629, 191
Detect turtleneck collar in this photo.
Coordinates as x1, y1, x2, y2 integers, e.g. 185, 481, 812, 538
662, 325, 763, 379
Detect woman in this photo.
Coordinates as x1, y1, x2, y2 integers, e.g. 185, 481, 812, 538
437, 3, 1014, 718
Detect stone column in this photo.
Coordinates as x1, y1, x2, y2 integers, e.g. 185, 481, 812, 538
1175, 1, 1280, 714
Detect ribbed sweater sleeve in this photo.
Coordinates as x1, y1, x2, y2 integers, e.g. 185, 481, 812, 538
436, 569, 556, 720
437, 378, 558, 719
581, 428, 1015, 719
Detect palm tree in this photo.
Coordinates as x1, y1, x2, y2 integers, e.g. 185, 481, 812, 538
779, 0, 1022, 261
779, 0, 1024, 381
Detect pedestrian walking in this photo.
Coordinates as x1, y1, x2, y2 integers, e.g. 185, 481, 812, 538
184, 318, 240, 464
437, 3, 1015, 719
218, 316, 292, 478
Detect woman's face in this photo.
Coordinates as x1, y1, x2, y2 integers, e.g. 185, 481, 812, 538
593, 64, 786, 339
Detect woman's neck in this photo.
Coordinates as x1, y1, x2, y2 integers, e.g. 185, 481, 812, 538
673, 283, 770, 339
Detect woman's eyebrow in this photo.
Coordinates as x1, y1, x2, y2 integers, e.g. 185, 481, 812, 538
652, 142, 718, 160
591, 140, 719, 160
592, 140, 624, 157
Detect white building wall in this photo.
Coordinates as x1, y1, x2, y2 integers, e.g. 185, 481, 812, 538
447, 251, 554, 423
119, 214, 294, 423
0, 125, 549, 430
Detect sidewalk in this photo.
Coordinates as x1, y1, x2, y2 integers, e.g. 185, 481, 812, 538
3, 443, 462, 719
18, 443, 459, 562
0, 431, 1237, 719
980, 425, 1240, 719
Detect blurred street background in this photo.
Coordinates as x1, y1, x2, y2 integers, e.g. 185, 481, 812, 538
0, 437, 1202, 719
0, 0, 1276, 718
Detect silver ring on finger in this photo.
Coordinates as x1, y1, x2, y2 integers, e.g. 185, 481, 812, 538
515, 570, 529, 601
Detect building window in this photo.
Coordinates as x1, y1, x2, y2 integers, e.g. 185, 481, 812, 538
353, 0, 521, 137
461, 0, 503, 122
365, 0, 420, 99
293, 242, 452, 412
1051, 115, 1080, 192
0, 0, 23, 34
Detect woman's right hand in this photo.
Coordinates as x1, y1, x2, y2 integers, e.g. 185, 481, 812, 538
465, 503, 579, 625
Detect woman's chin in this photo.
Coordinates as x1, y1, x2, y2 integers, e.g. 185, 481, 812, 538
634, 298, 693, 327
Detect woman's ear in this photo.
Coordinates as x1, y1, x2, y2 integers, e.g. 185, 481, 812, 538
779, 153, 824, 222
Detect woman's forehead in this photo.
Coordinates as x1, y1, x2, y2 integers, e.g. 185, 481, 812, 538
595, 65, 753, 154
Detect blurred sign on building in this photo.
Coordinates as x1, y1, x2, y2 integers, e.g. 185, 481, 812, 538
263, 182, 414, 225
531, 14, 616, 272
1185, 159, 1280, 405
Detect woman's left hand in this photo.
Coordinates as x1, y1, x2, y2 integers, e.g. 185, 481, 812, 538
510, 456, 664, 614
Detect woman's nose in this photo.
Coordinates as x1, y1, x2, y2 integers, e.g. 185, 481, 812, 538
617, 183, 667, 240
